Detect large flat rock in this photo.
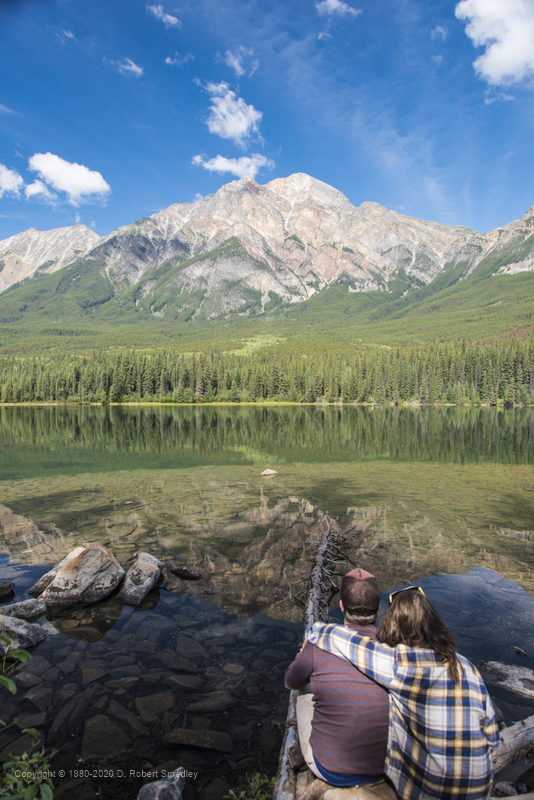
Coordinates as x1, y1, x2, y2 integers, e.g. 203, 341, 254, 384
39, 543, 125, 606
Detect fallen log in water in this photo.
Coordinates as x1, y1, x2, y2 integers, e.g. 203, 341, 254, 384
273, 519, 357, 800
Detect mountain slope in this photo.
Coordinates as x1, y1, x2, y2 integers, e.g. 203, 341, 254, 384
0, 173, 533, 349
0, 224, 100, 293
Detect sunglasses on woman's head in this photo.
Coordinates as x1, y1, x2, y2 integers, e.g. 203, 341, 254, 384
388, 586, 425, 605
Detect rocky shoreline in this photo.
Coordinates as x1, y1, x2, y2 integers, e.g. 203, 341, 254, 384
0, 552, 299, 800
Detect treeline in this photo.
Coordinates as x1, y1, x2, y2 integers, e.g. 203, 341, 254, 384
1, 338, 533, 405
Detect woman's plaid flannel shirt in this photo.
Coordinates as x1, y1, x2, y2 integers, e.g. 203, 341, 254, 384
308, 623, 499, 800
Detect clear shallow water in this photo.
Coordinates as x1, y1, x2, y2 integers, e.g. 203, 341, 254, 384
0, 405, 534, 798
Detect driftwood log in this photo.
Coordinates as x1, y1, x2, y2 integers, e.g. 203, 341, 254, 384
491, 714, 534, 773
273, 519, 357, 800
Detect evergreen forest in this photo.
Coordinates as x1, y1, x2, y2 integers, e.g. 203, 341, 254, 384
1, 337, 533, 406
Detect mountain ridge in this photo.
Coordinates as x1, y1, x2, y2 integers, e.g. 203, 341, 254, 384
0, 173, 533, 329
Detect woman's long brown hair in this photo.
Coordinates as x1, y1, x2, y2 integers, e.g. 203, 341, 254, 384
376, 591, 460, 682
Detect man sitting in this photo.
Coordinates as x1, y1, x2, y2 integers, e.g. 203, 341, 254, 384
284, 568, 391, 793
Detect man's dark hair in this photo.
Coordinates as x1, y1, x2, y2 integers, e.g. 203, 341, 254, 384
340, 575, 380, 624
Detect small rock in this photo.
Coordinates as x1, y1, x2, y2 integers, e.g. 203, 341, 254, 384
162, 728, 233, 753
59, 652, 82, 675
118, 553, 164, 605
0, 615, 48, 655
0, 581, 15, 598
137, 770, 185, 800
185, 690, 235, 713
16, 712, 46, 729
23, 656, 52, 676
171, 567, 203, 581
164, 675, 203, 691
0, 599, 46, 618
15, 672, 43, 689
223, 664, 244, 675
24, 685, 53, 711
148, 651, 200, 672
494, 782, 519, 797
175, 637, 208, 660
81, 714, 132, 758
108, 699, 150, 738
135, 691, 175, 724
510, 645, 529, 657
110, 664, 141, 677
260, 469, 277, 477
81, 667, 107, 686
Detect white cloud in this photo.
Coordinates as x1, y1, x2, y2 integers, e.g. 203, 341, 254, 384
24, 180, 57, 203
28, 153, 111, 206
146, 4, 181, 28
316, 0, 360, 17
204, 82, 262, 148
105, 58, 143, 77
224, 46, 258, 78
165, 52, 193, 66
455, 0, 534, 85
114, 58, 144, 77
192, 153, 275, 179
432, 54, 444, 63
57, 29, 75, 44
0, 104, 14, 114
0, 164, 24, 198
431, 25, 448, 41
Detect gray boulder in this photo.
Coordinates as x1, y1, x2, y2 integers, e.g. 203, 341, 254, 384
39, 543, 125, 606
118, 553, 164, 605
0, 614, 48, 655
0, 599, 47, 619
30, 547, 86, 594
0, 581, 15, 597
137, 770, 185, 800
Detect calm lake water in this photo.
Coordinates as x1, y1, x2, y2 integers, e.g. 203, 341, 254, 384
1, 405, 534, 799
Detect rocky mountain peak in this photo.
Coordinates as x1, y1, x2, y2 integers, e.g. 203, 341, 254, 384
0, 224, 101, 293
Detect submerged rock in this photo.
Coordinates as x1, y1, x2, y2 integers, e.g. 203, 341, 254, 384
0, 614, 48, 655
170, 567, 203, 581
0, 581, 15, 598
118, 553, 164, 605
39, 543, 125, 606
81, 714, 132, 758
162, 728, 233, 753
185, 690, 235, 713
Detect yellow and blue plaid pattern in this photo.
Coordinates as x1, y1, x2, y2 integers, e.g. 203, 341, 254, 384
308, 623, 499, 800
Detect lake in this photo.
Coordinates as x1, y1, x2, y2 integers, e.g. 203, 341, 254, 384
1, 404, 534, 799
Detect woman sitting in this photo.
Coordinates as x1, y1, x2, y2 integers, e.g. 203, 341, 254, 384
308, 586, 499, 800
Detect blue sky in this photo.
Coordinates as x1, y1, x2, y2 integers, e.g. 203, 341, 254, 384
1, 0, 534, 240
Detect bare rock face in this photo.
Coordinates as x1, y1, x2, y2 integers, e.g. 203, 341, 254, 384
0, 225, 100, 292
0, 614, 48, 655
3, 173, 534, 322
117, 552, 164, 605
39, 543, 125, 606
